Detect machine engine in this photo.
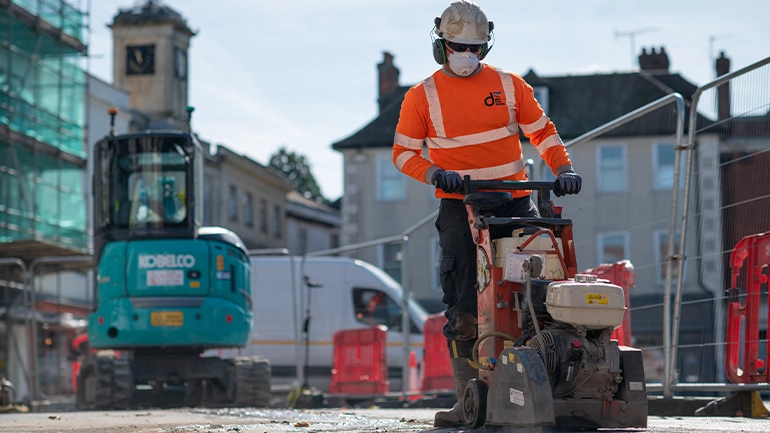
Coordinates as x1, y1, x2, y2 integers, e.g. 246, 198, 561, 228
462, 182, 647, 430
523, 274, 626, 399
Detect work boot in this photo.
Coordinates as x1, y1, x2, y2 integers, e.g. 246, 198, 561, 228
434, 356, 478, 427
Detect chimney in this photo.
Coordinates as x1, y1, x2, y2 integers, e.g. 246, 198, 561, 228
377, 52, 400, 112
716, 51, 731, 121
638, 46, 670, 73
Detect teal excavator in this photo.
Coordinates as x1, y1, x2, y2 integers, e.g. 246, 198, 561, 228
76, 108, 269, 409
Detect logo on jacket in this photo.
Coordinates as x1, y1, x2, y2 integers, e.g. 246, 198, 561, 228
484, 91, 504, 107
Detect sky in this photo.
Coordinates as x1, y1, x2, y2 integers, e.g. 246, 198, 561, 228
86, 0, 770, 201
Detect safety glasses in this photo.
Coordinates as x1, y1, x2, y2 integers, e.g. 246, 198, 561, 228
445, 40, 483, 53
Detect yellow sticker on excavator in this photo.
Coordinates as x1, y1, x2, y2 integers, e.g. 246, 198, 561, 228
586, 293, 609, 305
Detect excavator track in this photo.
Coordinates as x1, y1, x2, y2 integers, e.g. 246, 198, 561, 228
232, 357, 271, 408
77, 352, 133, 410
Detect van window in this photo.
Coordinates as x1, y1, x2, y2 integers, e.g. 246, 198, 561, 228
352, 288, 420, 333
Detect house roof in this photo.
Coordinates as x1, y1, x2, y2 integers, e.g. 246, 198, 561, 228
525, 69, 698, 140
331, 67, 700, 151
286, 191, 341, 227
331, 86, 409, 151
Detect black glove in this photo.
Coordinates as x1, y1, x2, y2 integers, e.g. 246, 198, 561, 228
430, 169, 463, 194
555, 171, 582, 197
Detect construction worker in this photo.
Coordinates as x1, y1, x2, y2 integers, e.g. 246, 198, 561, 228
391, 0, 581, 427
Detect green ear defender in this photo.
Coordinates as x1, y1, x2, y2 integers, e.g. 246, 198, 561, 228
432, 38, 448, 65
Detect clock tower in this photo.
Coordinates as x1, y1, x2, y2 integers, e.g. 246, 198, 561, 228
111, 0, 195, 130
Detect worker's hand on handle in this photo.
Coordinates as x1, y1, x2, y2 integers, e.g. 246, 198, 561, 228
554, 171, 582, 197
431, 169, 464, 194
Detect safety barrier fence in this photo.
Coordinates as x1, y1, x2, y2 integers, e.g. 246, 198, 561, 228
420, 314, 454, 393
0, 258, 29, 403
725, 233, 770, 384
539, 91, 687, 395
669, 56, 770, 396
0, 255, 91, 402
329, 327, 389, 395
538, 55, 770, 399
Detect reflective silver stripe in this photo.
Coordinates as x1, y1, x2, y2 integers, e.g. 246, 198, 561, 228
394, 131, 424, 150
456, 158, 526, 180
520, 115, 549, 135
423, 77, 446, 137
535, 134, 564, 156
495, 67, 517, 125
425, 125, 518, 149
395, 152, 417, 171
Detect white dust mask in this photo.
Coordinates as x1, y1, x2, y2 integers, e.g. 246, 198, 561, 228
447, 51, 480, 76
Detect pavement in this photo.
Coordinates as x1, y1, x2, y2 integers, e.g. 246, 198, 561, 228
3, 407, 770, 433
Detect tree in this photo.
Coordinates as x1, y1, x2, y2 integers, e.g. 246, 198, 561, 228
268, 147, 327, 204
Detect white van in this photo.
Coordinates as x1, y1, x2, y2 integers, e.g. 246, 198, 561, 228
216, 256, 428, 392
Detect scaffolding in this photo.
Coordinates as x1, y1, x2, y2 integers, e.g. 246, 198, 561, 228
0, 0, 90, 402
0, 0, 90, 256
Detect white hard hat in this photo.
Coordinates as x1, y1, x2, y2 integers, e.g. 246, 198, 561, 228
434, 0, 493, 45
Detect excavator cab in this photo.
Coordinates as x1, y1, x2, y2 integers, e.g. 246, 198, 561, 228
93, 131, 202, 258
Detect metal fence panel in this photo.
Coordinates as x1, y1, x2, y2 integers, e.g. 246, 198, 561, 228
678, 57, 770, 391
540, 95, 688, 391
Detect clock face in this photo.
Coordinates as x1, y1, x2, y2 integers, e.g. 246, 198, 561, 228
126, 44, 155, 75
174, 47, 187, 79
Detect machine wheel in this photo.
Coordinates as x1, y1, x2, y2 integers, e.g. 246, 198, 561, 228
463, 378, 488, 429
232, 357, 271, 407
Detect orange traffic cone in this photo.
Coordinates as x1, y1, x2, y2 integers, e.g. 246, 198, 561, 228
408, 351, 421, 400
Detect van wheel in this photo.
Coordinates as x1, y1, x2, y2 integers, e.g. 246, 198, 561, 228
232, 357, 271, 407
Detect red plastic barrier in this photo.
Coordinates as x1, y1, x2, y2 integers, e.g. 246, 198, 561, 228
726, 232, 770, 384
583, 260, 635, 346
329, 327, 389, 395
421, 313, 454, 392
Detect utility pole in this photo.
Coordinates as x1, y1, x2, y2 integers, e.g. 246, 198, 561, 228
614, 27, 660, 68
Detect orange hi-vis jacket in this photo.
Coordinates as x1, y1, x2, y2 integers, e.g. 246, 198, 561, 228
392, 64, 573, 199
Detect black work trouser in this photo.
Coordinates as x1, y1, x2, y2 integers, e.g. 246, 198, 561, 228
435, 196, 540, 342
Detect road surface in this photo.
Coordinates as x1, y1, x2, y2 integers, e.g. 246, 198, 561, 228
1, 407, 770, 433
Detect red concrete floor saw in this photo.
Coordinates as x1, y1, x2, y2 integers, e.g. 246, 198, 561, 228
458, 178, 648, 430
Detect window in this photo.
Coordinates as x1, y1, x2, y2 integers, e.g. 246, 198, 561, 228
653, 143, 686, 190
259, 199, 268, 233
596, 145, 627, 193
430, 237, 442, 292
102, 138, 189, 230
330, 233, 340, 249
203, 177, 212, 226
380, 242, 402, 283
532, 86, 549, 115
352, 288, 419, 332
376, 152, 406, 201
597, 232, 629, 264
298, 227, 308, 255
654, 229, 685, 285
228, 185, 237, 221
243, 192, 253, 227
273, 204, 282, 238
